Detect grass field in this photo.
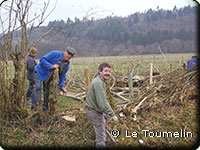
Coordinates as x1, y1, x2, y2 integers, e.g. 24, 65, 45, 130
69, 53, 194, 75
0, 53, 198, 149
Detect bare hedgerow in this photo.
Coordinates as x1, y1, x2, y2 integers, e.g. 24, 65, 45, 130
0, 0, 56, 119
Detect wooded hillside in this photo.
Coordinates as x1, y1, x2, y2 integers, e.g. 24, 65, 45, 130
13, 5, 197, 57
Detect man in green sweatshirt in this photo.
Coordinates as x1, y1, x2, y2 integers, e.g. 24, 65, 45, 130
86, 63, 118, 147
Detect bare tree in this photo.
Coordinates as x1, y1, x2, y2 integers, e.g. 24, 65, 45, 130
0, 0, 56, 119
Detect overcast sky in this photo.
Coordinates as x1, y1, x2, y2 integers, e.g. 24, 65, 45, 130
35, 0, 197, 25
0, 0, 198, 32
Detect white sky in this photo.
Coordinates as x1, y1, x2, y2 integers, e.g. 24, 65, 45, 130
37, 0, 197, 25
0, 0, 198, 33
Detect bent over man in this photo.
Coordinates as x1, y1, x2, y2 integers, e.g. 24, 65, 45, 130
35, 47, 76, 112
186, 56, 199, 72
85, 63, 118, 148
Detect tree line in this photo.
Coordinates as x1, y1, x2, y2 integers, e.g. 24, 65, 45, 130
13, 5, 198, 57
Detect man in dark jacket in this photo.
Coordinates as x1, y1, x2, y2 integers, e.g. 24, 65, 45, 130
26, 47, 41, 110
35, 47, 76, 112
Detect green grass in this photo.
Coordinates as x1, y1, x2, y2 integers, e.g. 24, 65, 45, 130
68, 53, 194, 79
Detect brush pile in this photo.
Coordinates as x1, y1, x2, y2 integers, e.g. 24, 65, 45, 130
66, 65, 198, 115
110, 68, 198, 115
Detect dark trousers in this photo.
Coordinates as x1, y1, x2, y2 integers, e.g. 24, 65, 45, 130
26, 79, 34, 100
34, 72, 42, 105
43, 75, 53, 112
26, 73, 41, 107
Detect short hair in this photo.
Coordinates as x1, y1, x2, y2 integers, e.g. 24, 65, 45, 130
192, 55, 199, 58
29, 47, 37, 54
98, 63, 111, 72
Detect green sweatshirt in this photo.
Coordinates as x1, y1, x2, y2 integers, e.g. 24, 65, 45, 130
85, 75, 115, 117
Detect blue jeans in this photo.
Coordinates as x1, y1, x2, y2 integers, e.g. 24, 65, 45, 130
32, 72, 41, 107
26, 79, 34, 102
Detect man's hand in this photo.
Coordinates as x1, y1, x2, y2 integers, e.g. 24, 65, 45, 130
51, 64, 59, 69
60, 88, 67, 94
111, 115, 118, 122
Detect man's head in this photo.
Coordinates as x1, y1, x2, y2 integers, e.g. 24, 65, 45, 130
192, 55, 199, 59
29, 47, 37, 56
98, 63, 111, 80
63, 47, 76, 61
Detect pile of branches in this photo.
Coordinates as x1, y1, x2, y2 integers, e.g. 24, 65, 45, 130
110, 68, 198, 116
65, 66, 198, 116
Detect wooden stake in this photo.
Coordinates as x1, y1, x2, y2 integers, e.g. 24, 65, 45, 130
84, 68, 90, 95
106, 80, 114, 108
49, 68, 59, 114
128, 66, 133, 101
149, 63, 153, 86
169, 64, 172, 87
182, 63, 186, 82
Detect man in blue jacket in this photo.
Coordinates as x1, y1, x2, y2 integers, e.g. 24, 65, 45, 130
35, 47, 76, 111
186, 56, 199, 72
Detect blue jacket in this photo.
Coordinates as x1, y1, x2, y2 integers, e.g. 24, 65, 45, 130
35, 50, 70, 88
186, 57, 199, 72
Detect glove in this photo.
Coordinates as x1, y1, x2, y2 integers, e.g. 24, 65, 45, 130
111, 115, 118, 122
60, 88, 67, 94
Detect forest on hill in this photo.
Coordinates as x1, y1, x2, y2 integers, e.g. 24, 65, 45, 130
14, 5, 198, 57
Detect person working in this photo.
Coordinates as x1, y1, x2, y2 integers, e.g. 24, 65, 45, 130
26, 47, 41, 111
186, 55, 199, 72
35, 47, 76, 112
85, 63, 118, 148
